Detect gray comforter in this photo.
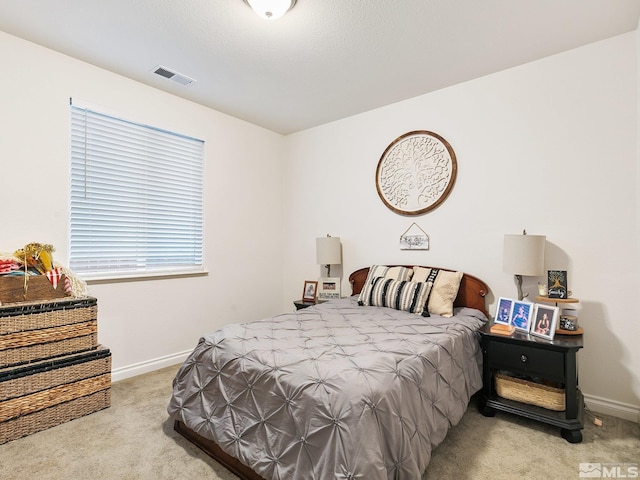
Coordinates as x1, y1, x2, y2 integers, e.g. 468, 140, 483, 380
168, 297, 486, 480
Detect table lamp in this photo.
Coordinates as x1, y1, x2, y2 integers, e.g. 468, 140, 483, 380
503, 230, 545, 300
316, 235, 341, 277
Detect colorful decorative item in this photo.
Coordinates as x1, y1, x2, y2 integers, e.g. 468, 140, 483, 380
14, 242, 55, 275
547, 270, 568, 299
1, 242, 87, 304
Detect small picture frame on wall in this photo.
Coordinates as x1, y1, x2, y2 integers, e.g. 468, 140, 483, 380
399, 223, 429, 250
510, 301, 533, 332
494, 297, 514, 325
531, 304, 559, 340
302, 280, 318, 303
317, 277, 341, 301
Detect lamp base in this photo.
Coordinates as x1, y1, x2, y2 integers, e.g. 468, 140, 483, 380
514, 274, 528, 301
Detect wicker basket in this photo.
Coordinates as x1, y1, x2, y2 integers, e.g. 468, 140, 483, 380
0, 297, 98, 368
0, 389, 110, 444
0, 346, 111, 444
495, 373, 565, 411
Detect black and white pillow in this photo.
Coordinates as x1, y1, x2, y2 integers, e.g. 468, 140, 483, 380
359, 277, 433, 316
357, 265, 413, 304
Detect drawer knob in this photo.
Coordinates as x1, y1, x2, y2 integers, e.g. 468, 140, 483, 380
521, 354, 528, 363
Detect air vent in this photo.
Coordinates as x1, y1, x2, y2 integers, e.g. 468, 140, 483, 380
152, 65, 196, 86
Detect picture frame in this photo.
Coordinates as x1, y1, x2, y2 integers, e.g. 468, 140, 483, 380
547, 270, 568, 299
302, 280, 318, 303
510, 301, 533, 332
531, 304, 559, 340
317, 277, 341, 301
494, 297, 514, 325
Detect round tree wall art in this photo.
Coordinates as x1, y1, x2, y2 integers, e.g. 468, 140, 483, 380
376, 130, 457, 215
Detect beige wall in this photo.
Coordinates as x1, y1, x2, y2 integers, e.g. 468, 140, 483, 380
284, 32, 639, 421
0, 27, 638, 421
0, 31, 287, 379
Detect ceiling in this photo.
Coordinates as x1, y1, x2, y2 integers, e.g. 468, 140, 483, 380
0, 0, 638, 135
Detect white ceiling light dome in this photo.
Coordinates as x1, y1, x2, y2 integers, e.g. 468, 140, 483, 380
243, 0, 296, 20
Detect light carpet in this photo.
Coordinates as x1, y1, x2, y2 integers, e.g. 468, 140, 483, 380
0, 365, 637, 479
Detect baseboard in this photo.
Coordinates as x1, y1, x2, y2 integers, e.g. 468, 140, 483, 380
583, 393, 640, 423
111, 349, 191, 383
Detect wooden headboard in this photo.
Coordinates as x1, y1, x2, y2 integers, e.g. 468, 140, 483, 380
349, 265, 489, 316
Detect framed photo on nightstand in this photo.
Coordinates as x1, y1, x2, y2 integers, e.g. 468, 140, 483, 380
531, 304, 559, 340
302, 280, 318, 303
510, 301, 533, 332
548, 270, 568, 299
317, 277, 341, 301
494, 297, 514, 325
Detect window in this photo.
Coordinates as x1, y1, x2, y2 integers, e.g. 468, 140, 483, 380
70, 103, 204, 279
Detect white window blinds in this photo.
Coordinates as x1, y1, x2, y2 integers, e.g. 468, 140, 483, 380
70, 104, 204, 279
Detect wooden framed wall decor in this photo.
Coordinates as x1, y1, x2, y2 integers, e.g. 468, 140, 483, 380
376, 130, 457, 215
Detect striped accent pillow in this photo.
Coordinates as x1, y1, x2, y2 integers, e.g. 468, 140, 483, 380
357, 265, 413, 304
359, 277, 433, 316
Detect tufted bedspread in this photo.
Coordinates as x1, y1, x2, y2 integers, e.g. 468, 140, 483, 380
168, 296, 487, 480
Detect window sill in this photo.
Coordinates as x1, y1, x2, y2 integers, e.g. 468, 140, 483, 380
83, 270, 209, 285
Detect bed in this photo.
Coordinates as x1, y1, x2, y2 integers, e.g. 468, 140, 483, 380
168, 265, 488, 480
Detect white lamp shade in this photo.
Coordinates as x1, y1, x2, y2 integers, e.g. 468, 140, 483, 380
245, 0, 295, 19
503, 234, 546, 276
316, 236, 341, 265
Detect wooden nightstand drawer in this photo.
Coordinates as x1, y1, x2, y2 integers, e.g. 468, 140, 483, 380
489, 341, 564, 380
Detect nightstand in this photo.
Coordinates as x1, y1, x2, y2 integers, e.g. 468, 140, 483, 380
478, 323, 584, 443
293, 300, 316, 310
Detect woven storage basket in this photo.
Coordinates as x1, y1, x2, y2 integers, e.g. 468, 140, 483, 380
0, 389, 110, 444
0, 297, 98, 368
0, 346, 111, 444
495, 373, 565, 411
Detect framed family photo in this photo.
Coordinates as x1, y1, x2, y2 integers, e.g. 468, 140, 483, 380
510, 301, 533, 332
531, 304, 559, 340
302, 280, 318, 302
317, 277, 341, 301
494, 297, 514, 325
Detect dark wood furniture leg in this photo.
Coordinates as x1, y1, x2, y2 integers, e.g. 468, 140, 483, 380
174, 421, 267, 480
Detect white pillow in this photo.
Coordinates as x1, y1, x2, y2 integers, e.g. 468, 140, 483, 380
412, 267, 463, 317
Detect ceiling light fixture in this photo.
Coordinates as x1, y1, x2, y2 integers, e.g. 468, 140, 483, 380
243, 0, 296, 20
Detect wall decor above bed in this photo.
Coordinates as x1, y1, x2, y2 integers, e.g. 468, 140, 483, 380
376, 130, 457, 215
399, 222, 429, 250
